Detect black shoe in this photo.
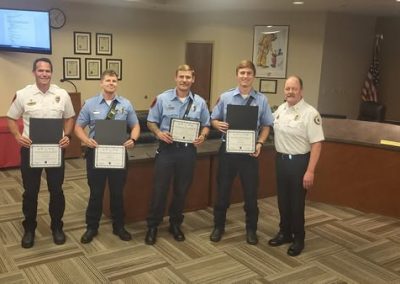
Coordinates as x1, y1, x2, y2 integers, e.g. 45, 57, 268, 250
21, 231, 35, 248
80, 229, 98, 244
210, 227, 224, 242
113, 227, 132, 241
268, 232, 293, 247
52, 229, 66, 245
246, 230, 258, 245
287, 240, 304, 257
145, 227, 158, 245
169, 224, 185, 241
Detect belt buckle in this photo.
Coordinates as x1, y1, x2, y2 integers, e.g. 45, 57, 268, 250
288, 154, 292, 160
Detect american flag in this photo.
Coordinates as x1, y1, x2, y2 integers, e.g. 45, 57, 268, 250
361, 36, 381, 102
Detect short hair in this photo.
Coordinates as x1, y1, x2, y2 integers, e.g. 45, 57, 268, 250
101, 69, 118, 80
287, 75, 304, 89
235, 60, 256, 76
176, 64, 195, 77
32, 58, 53, 72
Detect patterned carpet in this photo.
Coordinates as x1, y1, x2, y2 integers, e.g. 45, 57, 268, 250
0, 158, 399, 283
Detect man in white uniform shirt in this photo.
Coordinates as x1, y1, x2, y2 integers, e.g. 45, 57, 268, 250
7, 58, 75, 248
269, 75, 324, 256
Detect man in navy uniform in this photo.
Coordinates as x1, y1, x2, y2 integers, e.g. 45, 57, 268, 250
145, 64, 210, 245
210, 60, 273, 245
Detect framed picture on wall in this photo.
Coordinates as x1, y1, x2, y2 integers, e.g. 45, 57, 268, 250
63, 57, 81, 80
259, 79, 277, 94
85, 58, 102, 80
96, 33, 112, 55
252, 25, 289, 78
106, 59, 122, 80
73, 32, 91, 54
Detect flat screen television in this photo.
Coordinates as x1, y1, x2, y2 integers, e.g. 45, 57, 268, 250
0, 8, 51, 54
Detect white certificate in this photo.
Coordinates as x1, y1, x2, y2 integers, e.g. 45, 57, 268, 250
94, 145, 126, 169
30, 144, 62, 168
226, 130, 256, 153
170, 118, 200, 143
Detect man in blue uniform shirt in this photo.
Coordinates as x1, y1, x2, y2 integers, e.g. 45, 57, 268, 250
75, 69, 140, 243
210, 60, 273, 245
145, 64, 210, 245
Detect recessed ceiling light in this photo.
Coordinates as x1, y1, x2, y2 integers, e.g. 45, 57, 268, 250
293, 1, 304, 4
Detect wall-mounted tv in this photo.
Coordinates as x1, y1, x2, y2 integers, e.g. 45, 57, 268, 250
0, 8, 51, 54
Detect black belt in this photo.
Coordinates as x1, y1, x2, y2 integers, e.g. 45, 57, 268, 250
159, 141, 194, 149
276, 152, 310, 160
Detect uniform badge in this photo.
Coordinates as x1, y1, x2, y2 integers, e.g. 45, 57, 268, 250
55, 96, 60, 103
27, 100, 36, 106
314, 115, 321, 125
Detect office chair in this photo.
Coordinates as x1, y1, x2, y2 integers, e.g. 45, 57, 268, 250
357, 101, 386, 122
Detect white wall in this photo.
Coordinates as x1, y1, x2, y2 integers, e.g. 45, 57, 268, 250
182, 11, 326, 109
1, 1, 384, 120
376, 17, 400, 121
318, 13, 377, 119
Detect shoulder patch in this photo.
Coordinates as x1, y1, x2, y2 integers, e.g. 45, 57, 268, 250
150, 97, 157, 108
314, 115, 321, 125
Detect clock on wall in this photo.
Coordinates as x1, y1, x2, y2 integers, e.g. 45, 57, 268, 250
49, 8, 66, 29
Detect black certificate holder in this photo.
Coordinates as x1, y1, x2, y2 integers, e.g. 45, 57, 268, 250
95, 120, 127, 145
226, 104, 259, 130
29, 118, 63, 144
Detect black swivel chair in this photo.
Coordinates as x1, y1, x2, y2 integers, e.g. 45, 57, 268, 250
357, 101, 386, 122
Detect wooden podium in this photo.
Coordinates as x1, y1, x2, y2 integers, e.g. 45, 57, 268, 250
65, 92, 82, 159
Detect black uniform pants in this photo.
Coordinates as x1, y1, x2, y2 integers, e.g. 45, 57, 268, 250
20, 147, 65, 232
213, 144, 259, 231
146, 142, 196, 228
85, 148, 127, 231
275, 152, 310, 241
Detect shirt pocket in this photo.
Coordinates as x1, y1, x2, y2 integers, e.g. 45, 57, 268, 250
287, 120, 306, 137
25, 103, 42, 117
48, 104, 64, 117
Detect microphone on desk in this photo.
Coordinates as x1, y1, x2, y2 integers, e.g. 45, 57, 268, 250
60, 78, 78, 93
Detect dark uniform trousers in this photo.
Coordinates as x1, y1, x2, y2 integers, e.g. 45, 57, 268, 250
20, 147, 65, 232
276, 152, 310, 241
214, 144, 259, 231
147, 142, 197, 228
85, 148, 127, 231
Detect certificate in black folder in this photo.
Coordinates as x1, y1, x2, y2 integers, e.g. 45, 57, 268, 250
94, 120, 127, 169
29, 118, 63, 168
226, 105, 258, 153
95, 120, 127, 145
30, 118, 63, 144
226, 104, 258, 130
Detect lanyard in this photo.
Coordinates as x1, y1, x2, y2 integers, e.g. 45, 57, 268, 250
105, 100, 118, 120
245, 96, 254, 106
182, 94, 195, 119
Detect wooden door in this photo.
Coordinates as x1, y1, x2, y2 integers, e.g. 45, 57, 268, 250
185, 42, 213, 108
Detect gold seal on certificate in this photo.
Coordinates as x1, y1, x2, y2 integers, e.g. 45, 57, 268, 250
226, 129, 256, 153
170, 118, 200, 143
94, 145, 126, 169
30, 144, 62, 168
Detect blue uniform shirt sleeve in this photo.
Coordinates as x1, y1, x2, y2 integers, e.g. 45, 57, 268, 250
76, 100, 91, 128
211, 96, 225, 121
258, 95, 274, 126
198, 99, 211, 127
147, 95, 162, 124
